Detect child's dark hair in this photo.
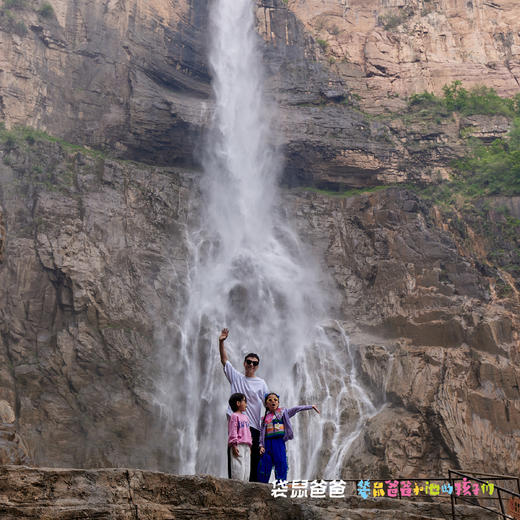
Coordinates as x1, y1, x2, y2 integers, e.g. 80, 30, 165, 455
229, 393, 246, 412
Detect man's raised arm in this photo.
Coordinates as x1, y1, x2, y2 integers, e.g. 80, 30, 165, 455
219, 328, 229, 366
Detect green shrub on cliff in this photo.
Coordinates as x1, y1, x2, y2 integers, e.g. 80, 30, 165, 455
316, 39, 329, 51
37, 2, 54, 18
0, 5, 27, 36
443, 81, 519, 117
0, 124, 107, 160
408, 81, 520, 119
454, 118, 520, 196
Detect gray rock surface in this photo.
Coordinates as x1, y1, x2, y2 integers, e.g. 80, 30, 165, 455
0, 401, 30, 465
286, 187, 519, 476
0, 466, 497, 520
0, 138, 193, 469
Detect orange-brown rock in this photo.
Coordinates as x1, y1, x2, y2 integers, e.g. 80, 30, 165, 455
277, 0, 520, 112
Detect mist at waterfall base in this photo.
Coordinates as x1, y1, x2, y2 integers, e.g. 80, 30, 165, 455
154, 0, 379, 479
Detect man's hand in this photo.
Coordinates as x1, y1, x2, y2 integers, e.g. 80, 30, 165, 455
219, 328, 229, 366
259, 446, 265, 455
231, 444, 239, 458
312, 405, 320, 414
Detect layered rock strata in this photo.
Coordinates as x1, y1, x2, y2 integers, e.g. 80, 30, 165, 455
3, 0, 515, 189
0, 0, 211, 164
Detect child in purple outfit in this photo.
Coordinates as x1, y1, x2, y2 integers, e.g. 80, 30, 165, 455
228, 393, 252, 481
257, 392, 320, 483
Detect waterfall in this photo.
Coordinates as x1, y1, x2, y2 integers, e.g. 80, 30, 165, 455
155, 0, 380, 479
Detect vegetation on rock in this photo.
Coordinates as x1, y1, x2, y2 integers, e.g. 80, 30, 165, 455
0, 7, 27, 35
454, 119, 520, 196
413, 111, 520, 289
1, 0, 27, 10
408, 81, 520, 119
37, 2, 54, 18
0, 124, 107, 159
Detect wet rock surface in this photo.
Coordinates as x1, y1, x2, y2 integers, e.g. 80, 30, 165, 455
0, 132, 518, 479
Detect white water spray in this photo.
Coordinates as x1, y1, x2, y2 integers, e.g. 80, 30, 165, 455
155, 0, 381, 479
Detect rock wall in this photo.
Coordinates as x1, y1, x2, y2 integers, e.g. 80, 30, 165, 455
0, 0, 210, 165
279, 0, 520, 112
288, 188, 519, 476
0, 137, 192, 469
1, 0, 506, 190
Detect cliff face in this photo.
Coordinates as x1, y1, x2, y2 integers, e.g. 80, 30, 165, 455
0, 0, 210, 165
0, 0, 518, 479
0, 138, 192, 469
289, 188, 519, 476
281, 0, 520, 112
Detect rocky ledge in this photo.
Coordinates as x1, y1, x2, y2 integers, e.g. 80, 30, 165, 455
0, 466, 495, 520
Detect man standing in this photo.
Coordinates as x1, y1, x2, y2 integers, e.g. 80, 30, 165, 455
219, 328, 268, 482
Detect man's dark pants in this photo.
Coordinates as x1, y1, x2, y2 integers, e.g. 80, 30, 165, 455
228, 426, 261, 482
249, 427, 261, 482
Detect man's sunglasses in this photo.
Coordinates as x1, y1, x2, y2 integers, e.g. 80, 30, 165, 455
245, 359, 259, 366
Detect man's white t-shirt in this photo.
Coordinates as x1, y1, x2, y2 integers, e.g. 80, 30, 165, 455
224, 361, 268, 431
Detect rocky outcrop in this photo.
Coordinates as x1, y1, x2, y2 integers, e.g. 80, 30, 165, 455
2, 0, 509, 191
0, 466, 496, 519
288, 187, 519, 476
0, 111, 518, 479
0, 0, 211, 165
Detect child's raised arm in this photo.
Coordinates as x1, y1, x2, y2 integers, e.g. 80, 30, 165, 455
287, 405, 320, 418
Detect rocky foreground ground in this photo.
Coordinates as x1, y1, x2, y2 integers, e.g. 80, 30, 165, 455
0, 466, 497, 520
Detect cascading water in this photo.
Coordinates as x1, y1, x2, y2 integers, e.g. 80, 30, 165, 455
155, 0, 381, 479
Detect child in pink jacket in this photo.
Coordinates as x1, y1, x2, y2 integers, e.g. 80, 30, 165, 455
228, 392, 252, 481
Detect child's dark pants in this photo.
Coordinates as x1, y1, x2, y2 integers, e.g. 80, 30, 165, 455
257, 436, 288, 483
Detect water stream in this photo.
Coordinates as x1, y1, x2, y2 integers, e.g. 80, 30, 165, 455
155, 0, 381, 479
